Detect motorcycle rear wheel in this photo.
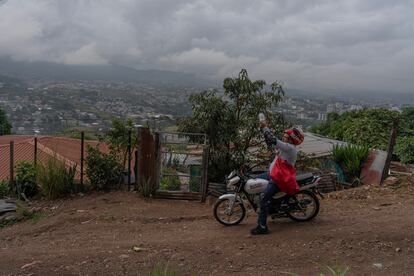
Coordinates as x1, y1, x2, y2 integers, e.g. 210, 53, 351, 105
287, 190, 319, 222
214, 198, 246, 226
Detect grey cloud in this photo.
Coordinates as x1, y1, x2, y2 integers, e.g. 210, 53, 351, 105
0, 0, 414, 93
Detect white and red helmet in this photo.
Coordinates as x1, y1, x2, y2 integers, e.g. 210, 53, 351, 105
284, 127, 304, 145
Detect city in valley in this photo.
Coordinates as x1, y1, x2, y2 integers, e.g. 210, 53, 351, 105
0, 73, 410, 136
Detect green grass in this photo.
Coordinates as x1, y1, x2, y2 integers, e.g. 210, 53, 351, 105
0, 217, 18, 228
284, 263, 349, 276
29, 211, 46, 224
148, 264, 178, 276
317, 264, 349, 276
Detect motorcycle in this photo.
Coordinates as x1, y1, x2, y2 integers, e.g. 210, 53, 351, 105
213, 167, 323, 226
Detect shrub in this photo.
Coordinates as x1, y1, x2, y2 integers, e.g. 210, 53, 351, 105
310, 109, 400, 150
85, 146, 123, 191
10, 161, 38, 199
159, 167, 181, 191
395, 136, 414, 164
332, 144, 369, 182
0, 181, 9, 199
37, 156, 76, 199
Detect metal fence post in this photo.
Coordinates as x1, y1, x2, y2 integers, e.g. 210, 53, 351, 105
80, 131, 84, 186
134, 149, 138, 190
201, 145, 210, 203
127, 130, 132, 190
34, 136, 38, 165
9, 141, 14, 186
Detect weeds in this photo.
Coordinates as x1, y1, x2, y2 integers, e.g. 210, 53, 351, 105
29, 211, 46, 224
37, 155, 76, 199
148, 264, 178, 276
0, 202, 45, 228
317, 264, 349, 276
138, 177, 153, 198
283, 263, 349, 276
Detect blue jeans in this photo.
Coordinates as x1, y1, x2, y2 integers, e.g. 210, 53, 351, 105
256, 172, 279, 229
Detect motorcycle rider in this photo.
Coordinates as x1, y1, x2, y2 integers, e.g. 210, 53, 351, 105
250, 119, 304, 235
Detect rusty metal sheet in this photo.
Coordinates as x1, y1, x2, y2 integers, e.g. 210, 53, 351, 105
360, 149, 387, 185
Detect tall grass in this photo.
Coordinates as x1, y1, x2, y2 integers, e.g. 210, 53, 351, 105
332, 144, 369, 182
36, 155, 76, 199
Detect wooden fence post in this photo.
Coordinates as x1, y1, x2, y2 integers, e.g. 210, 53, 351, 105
137, 127, 156, 195
154, 132, 161, 191
381, 118, 399, 184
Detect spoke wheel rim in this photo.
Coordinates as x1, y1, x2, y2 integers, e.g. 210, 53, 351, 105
289, 193, 316, 219
216, 199, 243, 224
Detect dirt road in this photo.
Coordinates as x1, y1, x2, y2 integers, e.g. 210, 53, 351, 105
1, 182, 414, 275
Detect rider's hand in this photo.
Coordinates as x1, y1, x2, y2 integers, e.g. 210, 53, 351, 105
260, 120, 268, 129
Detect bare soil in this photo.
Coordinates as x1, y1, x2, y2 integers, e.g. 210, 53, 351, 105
1, 179, 414, 276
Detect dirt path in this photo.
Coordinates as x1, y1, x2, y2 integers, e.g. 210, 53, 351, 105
1, 183, 414, 275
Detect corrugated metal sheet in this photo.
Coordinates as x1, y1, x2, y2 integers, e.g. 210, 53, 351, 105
297, 132, 347, 157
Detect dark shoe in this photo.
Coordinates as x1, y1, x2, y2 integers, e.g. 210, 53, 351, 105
250, 226, 269, 235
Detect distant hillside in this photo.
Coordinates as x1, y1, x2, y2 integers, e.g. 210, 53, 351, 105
287, 88, 414, 105
0, 74, 26, 89
0, 58, 217, 88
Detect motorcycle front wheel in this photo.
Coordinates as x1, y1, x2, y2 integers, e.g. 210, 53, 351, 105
287, 190, 320, 222
213, 198, 246, 226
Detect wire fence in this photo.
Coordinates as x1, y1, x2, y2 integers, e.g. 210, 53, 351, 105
0, 132, 136, 190
158, 132, 207, 193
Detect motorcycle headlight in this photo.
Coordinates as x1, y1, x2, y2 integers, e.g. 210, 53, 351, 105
227, 170, 236, 180
227, 176, 241, 190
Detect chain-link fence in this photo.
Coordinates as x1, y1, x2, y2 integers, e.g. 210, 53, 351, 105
0, 133, 136, 189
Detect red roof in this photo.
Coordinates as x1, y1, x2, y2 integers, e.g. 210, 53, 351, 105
0, 135, 111, 181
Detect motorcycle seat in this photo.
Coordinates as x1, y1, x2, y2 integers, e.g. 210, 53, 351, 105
296, 173, 314, 182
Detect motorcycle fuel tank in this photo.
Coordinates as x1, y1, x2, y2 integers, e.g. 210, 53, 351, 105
245, 178, 268, 194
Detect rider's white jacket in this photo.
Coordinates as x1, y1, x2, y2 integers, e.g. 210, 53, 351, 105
262, 127, 298, 172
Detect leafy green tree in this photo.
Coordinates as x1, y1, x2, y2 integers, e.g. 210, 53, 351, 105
0, 107, 11, 135
178, 69, 285, 181
311, 108, 400, 150
311, 108, 414, 164
395, 136, 414, 164
85, 146, 123, 191
401, 107, 414, 130
105, 118, 137, 170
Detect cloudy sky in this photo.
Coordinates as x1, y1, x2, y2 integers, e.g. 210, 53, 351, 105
1, 0, 414, 93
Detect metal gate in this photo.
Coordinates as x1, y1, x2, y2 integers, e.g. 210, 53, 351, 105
155, 132, 209, 201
